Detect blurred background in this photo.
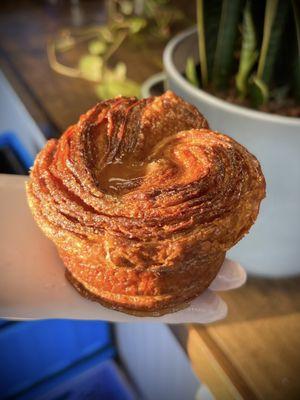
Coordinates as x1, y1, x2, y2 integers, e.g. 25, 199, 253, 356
0, 2, 202, 400
0, 1, 299, 399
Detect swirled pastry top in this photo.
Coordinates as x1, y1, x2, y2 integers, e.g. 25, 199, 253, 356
28, 91, 266, 248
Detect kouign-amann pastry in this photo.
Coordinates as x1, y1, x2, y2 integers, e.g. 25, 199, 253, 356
26, 91, 266, 316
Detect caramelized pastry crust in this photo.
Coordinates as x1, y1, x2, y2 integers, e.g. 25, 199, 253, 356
26, 91, 266, 315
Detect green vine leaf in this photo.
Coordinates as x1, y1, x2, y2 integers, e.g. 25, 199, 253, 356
126, 17, 147, 34
236, 2, 258, 98
119, 0, 133, 15
88, 40, 107, 55
78, 55, 103, 81
96, 78, 140, 99
114, 62, 126, 79
55, 35, 76, 52
98, 27, 114, 42
96, 62, 140, 99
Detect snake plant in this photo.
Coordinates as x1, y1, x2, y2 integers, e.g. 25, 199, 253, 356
186, 0, 300, 111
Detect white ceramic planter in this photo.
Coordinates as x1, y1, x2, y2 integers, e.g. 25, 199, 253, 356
163, 27, 300, 277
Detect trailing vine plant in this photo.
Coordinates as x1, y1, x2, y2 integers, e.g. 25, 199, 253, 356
48, 0, 185, 99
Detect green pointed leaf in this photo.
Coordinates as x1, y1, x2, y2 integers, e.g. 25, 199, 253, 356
292, 54, 300, 102
203, 0, 222, 82
292, 0, 300, 101
212, 0, 242, 90
256, 0, 289, 85
249, 76, 269, 107
271, 85, 290, 103
196, 0, 208, 88
292, 0, 300, 54
236, 2, 258, 97
78, 55, 103, 81
185, 57, 199, 87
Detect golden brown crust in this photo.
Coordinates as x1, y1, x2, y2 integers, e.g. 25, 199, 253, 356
65, 269, 192, 317
26, 91, 266, 315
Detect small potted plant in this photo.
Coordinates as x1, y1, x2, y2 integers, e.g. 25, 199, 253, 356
163, 0, 300, 277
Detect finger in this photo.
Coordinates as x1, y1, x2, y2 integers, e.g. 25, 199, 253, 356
209, 258, 247, 291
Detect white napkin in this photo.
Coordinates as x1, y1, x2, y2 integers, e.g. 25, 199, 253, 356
0, 174, 246, 323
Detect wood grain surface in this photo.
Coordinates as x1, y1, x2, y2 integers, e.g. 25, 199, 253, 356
188, 277, 300, 399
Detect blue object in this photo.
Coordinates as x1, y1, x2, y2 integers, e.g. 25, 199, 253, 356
0, 320, 113, 399
0, 131, 34, 169
21, 359, 135, 400
0, 131, 136, 399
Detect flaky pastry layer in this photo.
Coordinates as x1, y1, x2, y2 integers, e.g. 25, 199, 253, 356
26, 91, 266, 315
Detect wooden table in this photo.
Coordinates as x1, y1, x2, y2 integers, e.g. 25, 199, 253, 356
1, 2, 300, 399
186, 276, 300, 399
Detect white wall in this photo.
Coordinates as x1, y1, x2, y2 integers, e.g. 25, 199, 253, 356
115, 323, 201, 400
0, 70, 45, 154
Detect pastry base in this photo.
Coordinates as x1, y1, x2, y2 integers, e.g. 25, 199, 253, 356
65, 269, 191, 317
